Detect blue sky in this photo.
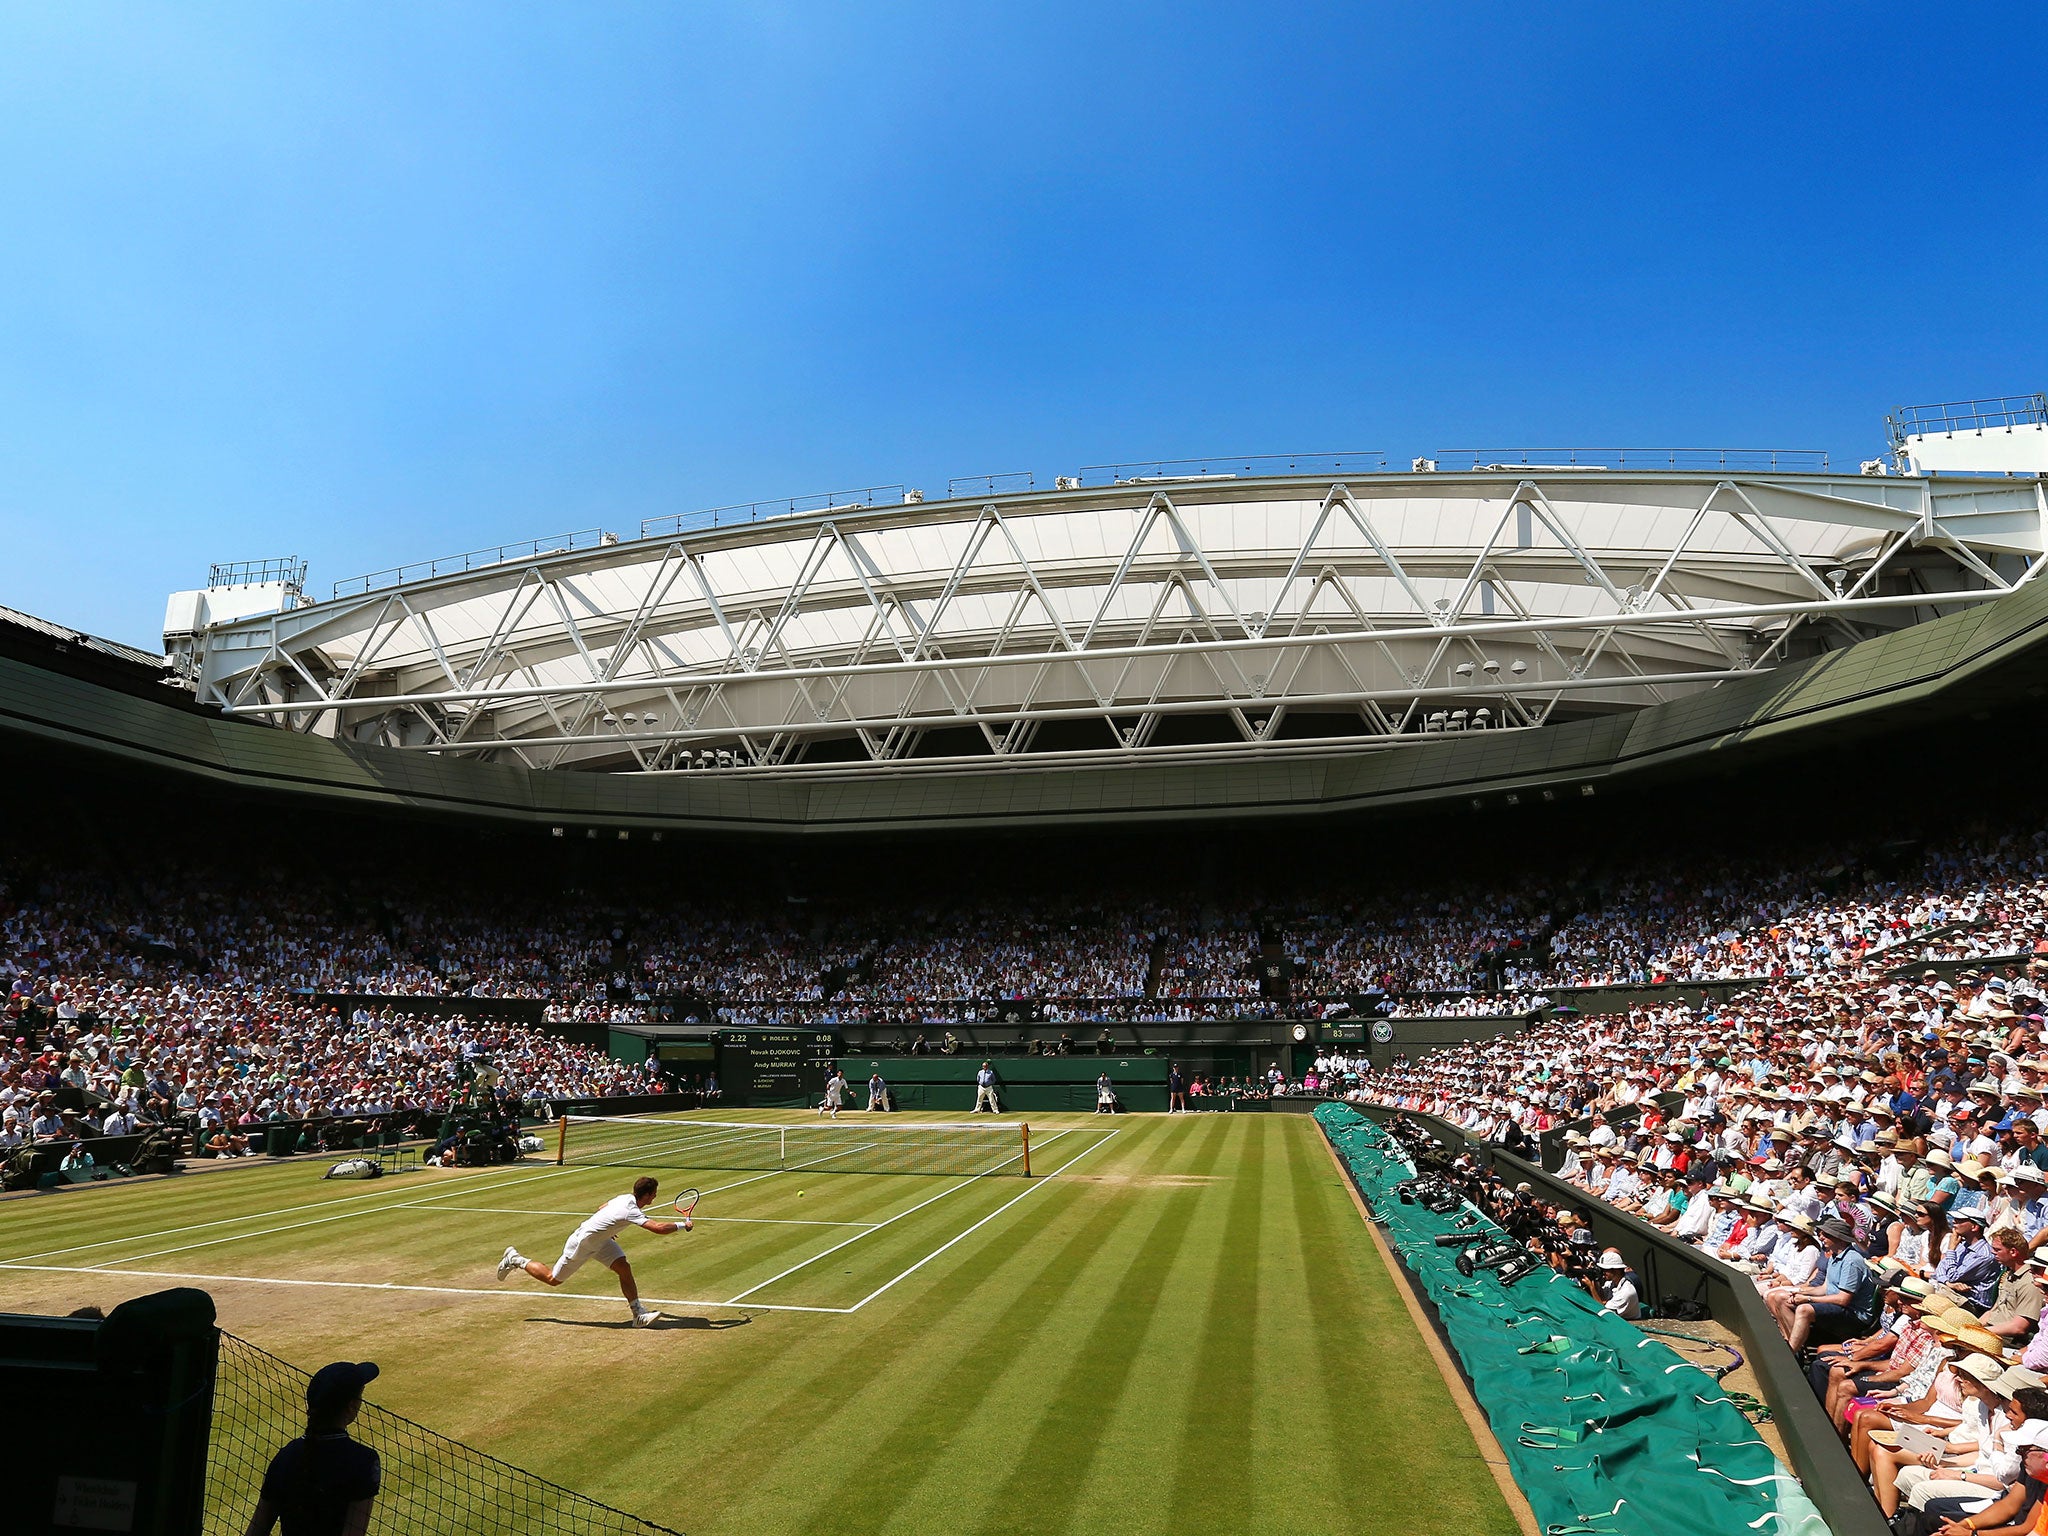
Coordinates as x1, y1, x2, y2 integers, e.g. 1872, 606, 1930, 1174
0, 3, 2042, 647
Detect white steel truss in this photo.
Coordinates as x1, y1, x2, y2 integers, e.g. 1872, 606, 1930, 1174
168, 470, 2044, 775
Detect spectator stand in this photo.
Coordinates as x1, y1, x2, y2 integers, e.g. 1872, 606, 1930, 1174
1542, 978, 1760, 1015
1338, 1103, 1888, 1536
1357, 1009, 1542, 1072
312, 991, 609, 1050
1532, 1090, 1684, 1174
1884, 949, 2035, 980
2, 1112, 445, 1192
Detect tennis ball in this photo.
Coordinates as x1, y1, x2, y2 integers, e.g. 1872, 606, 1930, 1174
798, 1191, 806, 1197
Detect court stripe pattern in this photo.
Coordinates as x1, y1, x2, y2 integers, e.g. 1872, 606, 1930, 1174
0, 1115, 1520, 1536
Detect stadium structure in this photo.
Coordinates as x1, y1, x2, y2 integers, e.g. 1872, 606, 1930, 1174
6, 395, 2048, 1536
16, 395, 2047, 831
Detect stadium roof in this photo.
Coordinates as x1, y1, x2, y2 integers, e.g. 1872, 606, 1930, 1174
0, 602, 166, 673
163, 464, 2043, 782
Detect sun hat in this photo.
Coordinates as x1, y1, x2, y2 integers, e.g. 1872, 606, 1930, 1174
1954, 1323, 2007, 1358
1955, 1352, 2008, 1384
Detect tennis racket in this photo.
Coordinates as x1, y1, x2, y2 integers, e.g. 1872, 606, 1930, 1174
672, 1188, 701, 1230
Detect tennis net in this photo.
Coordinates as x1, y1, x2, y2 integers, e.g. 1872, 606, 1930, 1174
555, 1115, 1031, 1176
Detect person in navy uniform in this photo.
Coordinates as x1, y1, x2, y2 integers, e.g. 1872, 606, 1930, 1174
1168, 1063, 1186, 1114
245, 1361, 382, 1536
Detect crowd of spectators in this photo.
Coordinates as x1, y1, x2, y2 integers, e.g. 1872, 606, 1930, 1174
0, 865, 669, 1158
8, 818, 2043, 1039
1343, 826, 2048, 1530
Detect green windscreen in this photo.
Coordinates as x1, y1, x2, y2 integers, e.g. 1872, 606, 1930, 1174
1317, 1105, 1829, 1536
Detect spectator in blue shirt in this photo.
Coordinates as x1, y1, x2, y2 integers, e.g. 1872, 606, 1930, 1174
1931, 1208, 2002, 1310
1770, 1217, 1876, 1350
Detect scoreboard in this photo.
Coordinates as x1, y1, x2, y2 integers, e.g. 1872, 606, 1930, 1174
717, 1028, 836, 1107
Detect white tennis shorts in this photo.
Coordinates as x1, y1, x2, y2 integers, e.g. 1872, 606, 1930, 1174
552, 1234, 627, 1281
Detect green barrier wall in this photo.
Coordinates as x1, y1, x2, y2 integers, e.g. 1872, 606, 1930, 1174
838, 1055, 1168, 1112
1318, 1106, 1835, 1536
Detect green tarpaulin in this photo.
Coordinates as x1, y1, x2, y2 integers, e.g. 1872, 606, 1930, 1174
1318, 1105, 1829, 1536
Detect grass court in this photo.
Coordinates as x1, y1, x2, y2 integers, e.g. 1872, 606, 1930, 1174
0, 1110, 1519, 1536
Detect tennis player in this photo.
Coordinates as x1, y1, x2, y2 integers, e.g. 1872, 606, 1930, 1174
495, 1175, 686, 1327
820, 1068, 847, 1119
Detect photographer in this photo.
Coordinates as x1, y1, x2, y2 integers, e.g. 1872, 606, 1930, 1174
1595, 1249, 1643, 1319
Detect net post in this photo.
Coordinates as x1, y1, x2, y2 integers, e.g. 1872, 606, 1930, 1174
556, 1111, 569, 1167
780, 1126, 787, 1171
1022, 1122, 1031, 1178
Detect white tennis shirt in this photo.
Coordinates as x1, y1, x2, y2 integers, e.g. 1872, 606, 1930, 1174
572, 1193, 657, 1247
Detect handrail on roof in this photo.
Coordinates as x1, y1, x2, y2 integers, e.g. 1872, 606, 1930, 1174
1432, 447, 1831, 473
638, 485, 907, 542
331, 531, 612, 601
210, 557, 306, 591
1888, 394, 2048, 446
315, 441, 1866, 605
1073, 451, 1387, 485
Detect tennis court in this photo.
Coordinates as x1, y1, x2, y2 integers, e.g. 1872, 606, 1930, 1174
0, 1110, 1522, 1536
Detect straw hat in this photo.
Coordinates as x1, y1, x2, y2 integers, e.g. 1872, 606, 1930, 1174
1954, 1325, 2006, 1358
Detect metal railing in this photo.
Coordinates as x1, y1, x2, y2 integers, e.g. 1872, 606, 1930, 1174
1433, 447, 1831, 473
331, 531, 613, 600
638, 484, 906, 541
210, 557, 306, 591
1888, 393, 2048, 445
310, 438, 1859, 607
946, 471, 1035, 498
1075, 451, 1387, 486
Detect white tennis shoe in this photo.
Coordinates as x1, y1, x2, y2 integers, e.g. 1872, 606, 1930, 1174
632, 1305, 660, 1328
496, 1246, 523, 1281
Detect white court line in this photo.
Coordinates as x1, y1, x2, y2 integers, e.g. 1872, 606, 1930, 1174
91, 1165, 582, 1271
0, 1125, 1122, 1320
844, 1127, 1121, 1312
435, 1206, 877, 1228
0, 1159, 552, 1267
0, 1262, 853, 1315
720, 1179, 983, 1304
721, 1128, 1080, 1306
